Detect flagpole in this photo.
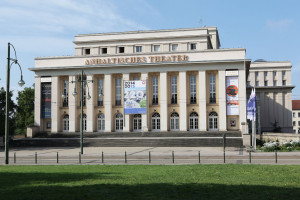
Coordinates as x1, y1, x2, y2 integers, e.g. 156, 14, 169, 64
252, 87, 256, 150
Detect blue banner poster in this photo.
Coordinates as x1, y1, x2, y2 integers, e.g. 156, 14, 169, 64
124, 80, 147, 114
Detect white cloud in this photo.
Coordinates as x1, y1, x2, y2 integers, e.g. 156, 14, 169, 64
0, 0, 151, 37
266, 19, 293, 31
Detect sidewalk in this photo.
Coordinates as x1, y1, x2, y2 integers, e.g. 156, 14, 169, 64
1, 147, 300, 165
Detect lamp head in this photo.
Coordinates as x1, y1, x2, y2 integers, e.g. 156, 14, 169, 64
99, 89, 103, 97
72, 87, 78, 96
18, 76, 25, 87
61, 93, 66, 99
87, 93, 91, 100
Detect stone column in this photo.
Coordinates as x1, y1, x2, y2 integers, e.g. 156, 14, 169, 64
239, 69, 247, 133
69, 75, 77, 132
160, 72, 168, 131
141, 72, 149, 132
179, 71, 187, 131
86, 75, 95, 132
34, 76, 41, 130
51, 76, 60, 133
199, 71, 207, 131
104, 74, 112, 132
219, 70, 227, 131
123, 73, 130, 132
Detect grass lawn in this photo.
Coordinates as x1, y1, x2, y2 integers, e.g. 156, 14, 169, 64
1, 165, 300, 200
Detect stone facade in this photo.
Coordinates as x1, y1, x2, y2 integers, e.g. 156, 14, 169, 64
29, 27, 294, 143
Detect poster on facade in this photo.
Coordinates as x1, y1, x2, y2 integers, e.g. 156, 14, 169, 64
124, 80, 147, 114
226, 76, 239, 115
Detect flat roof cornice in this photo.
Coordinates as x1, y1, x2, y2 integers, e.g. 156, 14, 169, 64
35, 48, 246, 60
75, 27, 217, 37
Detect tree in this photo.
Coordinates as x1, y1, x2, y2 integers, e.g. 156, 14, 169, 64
0, 87, 16, 136
15, 87, 34, 135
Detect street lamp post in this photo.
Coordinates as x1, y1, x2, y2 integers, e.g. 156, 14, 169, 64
5, 43, 25, 164
71, 70, 93, 154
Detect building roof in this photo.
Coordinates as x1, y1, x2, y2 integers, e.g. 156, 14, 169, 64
292, 100, 300, 110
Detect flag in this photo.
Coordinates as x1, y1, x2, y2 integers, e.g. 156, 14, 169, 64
247, 88, 256, 121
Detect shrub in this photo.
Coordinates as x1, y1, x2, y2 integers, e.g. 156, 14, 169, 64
261, 141, 280, 152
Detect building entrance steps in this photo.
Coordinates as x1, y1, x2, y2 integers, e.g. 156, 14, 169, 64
11, 131, 243, 148
26, 131, 242, 138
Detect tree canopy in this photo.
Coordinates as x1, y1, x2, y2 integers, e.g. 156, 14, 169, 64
15, 87, 34, 135
0, 87, 16, 136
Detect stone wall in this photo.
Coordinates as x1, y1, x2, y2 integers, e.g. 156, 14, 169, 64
259, 132, 300, 143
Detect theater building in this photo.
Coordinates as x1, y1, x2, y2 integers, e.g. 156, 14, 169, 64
247, 61, 294, 133
30, 27, 293, 140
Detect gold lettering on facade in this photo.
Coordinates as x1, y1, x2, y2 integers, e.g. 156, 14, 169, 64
85, 55, 188, 65
111, 58, 117, 64
182, 55, 188, 61
177, 55, 182, 61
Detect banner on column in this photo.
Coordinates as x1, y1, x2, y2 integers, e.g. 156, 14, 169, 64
124, 80, 147, 114
226, 76, 239, 115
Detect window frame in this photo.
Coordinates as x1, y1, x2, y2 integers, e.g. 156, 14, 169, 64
171, 76, 177, 104
190, 75, 197, 104
190, 43, 197, 50
98, 78, 104, 106
171, 44, 178, 51
63, 79, 69, 107
118, 46, 125, 53
115, 78, 122, 106
154, 45, 160, 52
152, 76, 158, 105
209, 74, 216, 103
135, 46, 142, 53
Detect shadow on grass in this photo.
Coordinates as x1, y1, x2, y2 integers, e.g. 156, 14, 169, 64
0, 171, 299, 200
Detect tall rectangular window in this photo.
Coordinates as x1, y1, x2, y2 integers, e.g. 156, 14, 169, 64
152, 76, 158, 105
273, 80, 277, 86
273, 71, 277, 77
98, 79, 104, 106
63, 80, 68, 107
209, 74, 216, 103
190, 75, 196, 104
115, 78, 121, 106
171, 76, 177, 104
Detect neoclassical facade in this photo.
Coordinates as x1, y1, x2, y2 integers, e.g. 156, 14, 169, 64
247, 61, 294, 133
32, 27, 293, 137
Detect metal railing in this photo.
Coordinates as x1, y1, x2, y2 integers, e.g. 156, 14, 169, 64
3, 150, 300, 165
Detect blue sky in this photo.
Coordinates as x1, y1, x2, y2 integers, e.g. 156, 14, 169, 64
0, 0, 299, 100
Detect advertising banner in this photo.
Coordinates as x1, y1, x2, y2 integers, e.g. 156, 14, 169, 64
226, 76, 239, 115
124, 80, 147, 114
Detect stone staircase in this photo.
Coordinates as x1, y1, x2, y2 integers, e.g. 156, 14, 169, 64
11, 131, 244, 147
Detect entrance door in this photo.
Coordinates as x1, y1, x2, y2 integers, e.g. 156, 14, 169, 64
208, 112, 218, 131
